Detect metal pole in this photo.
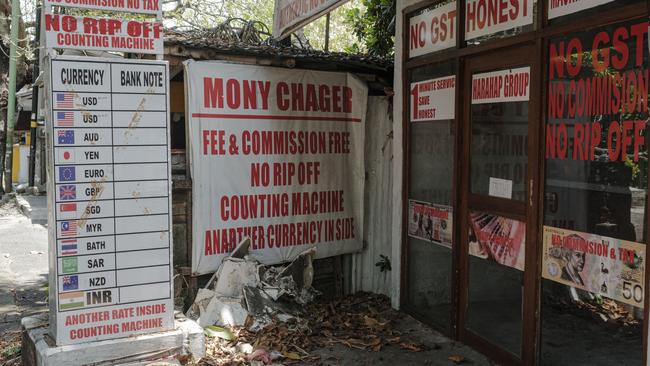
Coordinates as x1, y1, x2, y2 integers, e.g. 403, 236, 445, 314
4, 0, 21, 192
324, 13, 330, 52
28, 5, 41, 187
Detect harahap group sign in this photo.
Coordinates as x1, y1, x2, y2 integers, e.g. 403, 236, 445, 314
185, 61, 367, 275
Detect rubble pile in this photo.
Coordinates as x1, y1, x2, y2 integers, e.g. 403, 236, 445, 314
187, 239, 421, 365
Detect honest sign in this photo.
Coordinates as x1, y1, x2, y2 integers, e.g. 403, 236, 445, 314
410, 75, 456, 121
45, 14, 163, 54
185, 61, 367, 275
47, 55, 173, 345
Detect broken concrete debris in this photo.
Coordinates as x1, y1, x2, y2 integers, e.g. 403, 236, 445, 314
186, 238, 319, 330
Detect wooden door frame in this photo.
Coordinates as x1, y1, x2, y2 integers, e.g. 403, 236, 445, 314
457, 43, 541, 366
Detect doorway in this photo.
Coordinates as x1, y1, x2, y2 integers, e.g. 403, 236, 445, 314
458, 45, 540, 365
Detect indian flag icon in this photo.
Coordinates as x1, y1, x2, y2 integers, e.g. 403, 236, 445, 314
59, 291, 85, 310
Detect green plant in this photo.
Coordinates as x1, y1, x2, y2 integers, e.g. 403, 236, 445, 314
344, 0, 395, 58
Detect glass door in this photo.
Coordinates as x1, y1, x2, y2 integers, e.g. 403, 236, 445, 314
459, 45, 539, 364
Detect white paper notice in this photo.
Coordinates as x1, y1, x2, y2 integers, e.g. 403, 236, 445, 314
410, 75, 456, 122
47, 55, 173, 345
489, 177, 513, 199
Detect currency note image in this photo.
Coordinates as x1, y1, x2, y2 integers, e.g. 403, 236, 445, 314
542, 226, 646, 308
407, 200, 453, 248
468, 211, 526, 271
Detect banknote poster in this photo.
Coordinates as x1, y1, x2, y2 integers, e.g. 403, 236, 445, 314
407, 200, 452, 248
468, 211, 526, 271
542, 226, 646, 308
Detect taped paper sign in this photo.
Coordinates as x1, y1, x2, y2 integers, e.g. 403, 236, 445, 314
410, 75, 456, 122
469, 211, 526, 271
407, 200, 453, 248
408, 1, 457, 58
542, 226, 646, 308
185, 61, 367, 275
472, 67, 530, 104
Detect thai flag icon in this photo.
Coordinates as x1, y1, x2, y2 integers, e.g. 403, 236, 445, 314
60, 239, 78, 256
58, 130, 74, 145
61, 221, 77, 237
58, 167, 75, 182
57, 112, 74, 127
59, 185, 76, 200
56, 93, 74, 108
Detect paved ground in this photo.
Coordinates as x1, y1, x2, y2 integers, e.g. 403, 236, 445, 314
0, 195, 494, 365
0, 196, 49, 334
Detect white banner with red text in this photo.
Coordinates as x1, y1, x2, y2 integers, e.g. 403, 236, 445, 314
408, 1, 457, 58
45, 14, 163, 54
45, 0, 162, 15
185, 61, 367, 275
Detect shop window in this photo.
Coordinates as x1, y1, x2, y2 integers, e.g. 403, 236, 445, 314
464, 0, 537, 46
541, 19, 648, 365
405, 62, 456, 332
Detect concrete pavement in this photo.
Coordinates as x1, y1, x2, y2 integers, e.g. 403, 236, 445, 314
0, 196, 49, 333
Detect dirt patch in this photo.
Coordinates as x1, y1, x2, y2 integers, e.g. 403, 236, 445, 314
0, 197, 20, 218
0, 330, 21, 366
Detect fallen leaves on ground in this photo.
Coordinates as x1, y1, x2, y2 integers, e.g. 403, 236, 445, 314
0, 331, 21, 366
448, 355, 465, 363
195, 292, 429, 365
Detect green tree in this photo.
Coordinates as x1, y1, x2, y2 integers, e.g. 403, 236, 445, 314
344, 0, 395, 57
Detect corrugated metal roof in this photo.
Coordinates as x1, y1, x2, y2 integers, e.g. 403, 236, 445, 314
164, 31, 393, 74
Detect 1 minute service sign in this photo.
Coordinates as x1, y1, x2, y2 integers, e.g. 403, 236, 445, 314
46, 55, 173, 345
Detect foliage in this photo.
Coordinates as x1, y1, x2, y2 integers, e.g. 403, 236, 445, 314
344, 0, 395, 58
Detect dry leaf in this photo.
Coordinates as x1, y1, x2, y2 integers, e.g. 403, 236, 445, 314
399, 342, 423, 352
283, 351, 302, 360
448, 355, 466, 363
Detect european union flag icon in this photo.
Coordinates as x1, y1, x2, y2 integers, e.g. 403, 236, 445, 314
59, 167, 75, 182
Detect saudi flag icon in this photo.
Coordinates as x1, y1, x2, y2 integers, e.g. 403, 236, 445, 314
59, 291, 85, 310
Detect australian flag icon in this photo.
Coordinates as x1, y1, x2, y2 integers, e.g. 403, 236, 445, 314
58, 130, 75, 145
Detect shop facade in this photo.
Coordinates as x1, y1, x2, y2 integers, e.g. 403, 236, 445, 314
393, 0, 650, 364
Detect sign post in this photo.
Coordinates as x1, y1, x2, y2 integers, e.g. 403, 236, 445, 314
46, 55, 174, 345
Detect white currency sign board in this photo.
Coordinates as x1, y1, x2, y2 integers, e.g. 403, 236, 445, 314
46, 55, 173, 345
185, 61, 367, 275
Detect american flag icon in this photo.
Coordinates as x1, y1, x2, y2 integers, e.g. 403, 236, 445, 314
57, 112, 74, 127
59, 185, 76, 200
56, 93, 74, 108
61, 221, 77, 237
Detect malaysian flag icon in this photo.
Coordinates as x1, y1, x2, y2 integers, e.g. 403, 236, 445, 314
56, 93, 74, 108
57, 112, 74, 127
57, 130, 74, 145
61, 221, 77, 237
59, 185, 76, 200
